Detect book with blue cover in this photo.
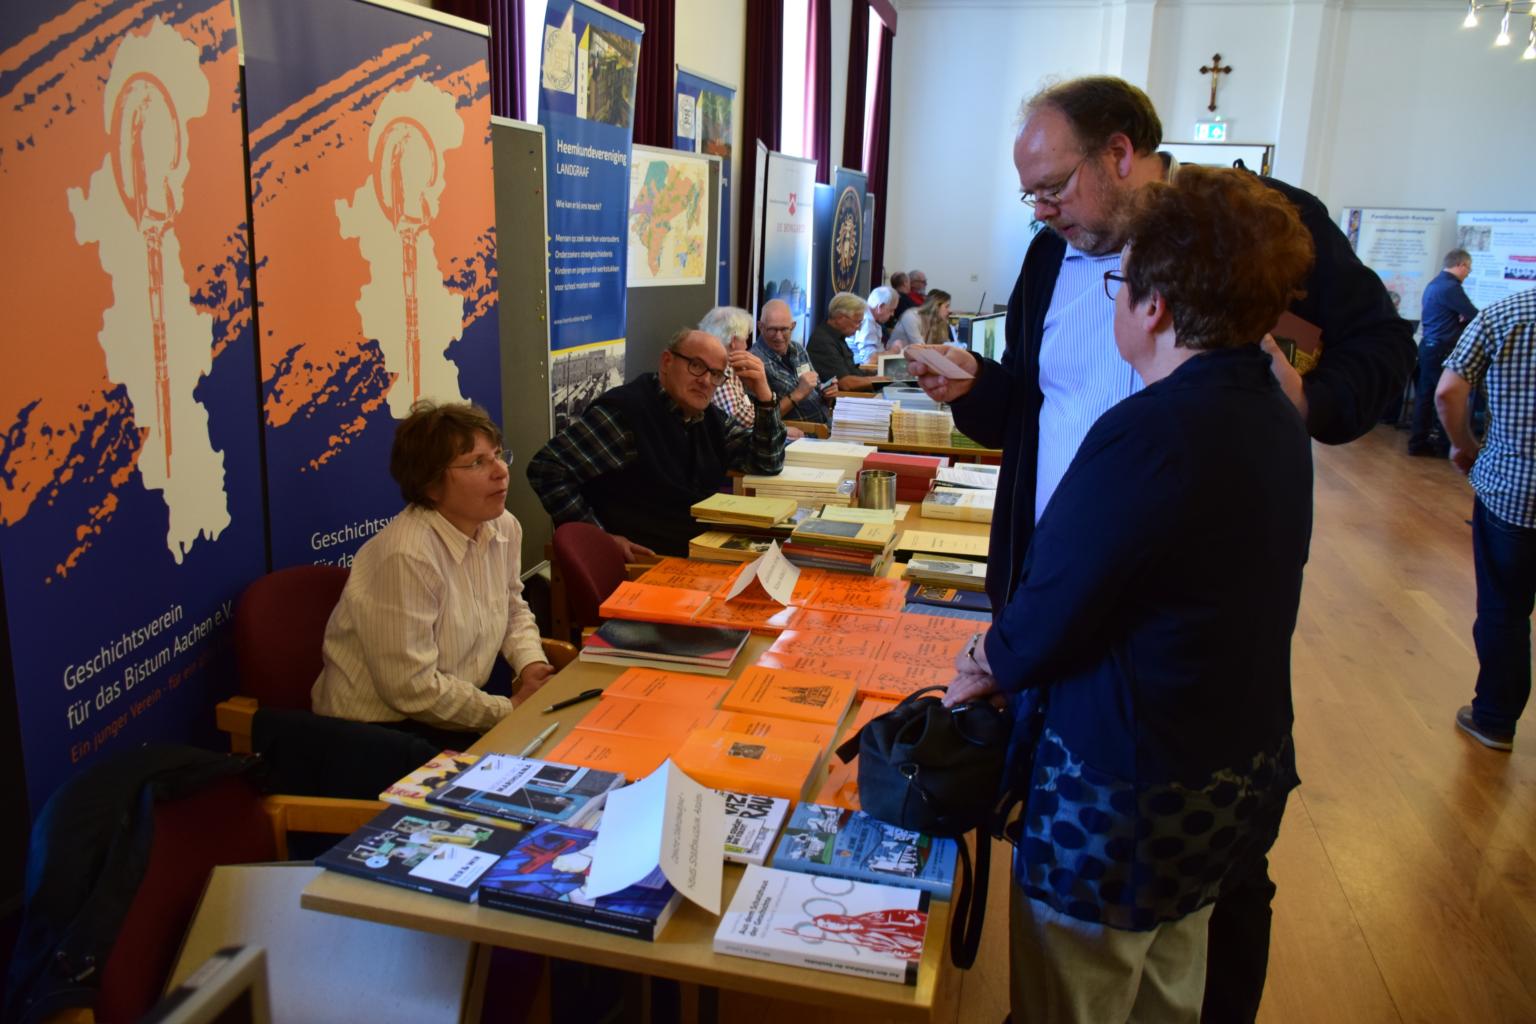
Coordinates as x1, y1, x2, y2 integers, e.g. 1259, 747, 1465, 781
315, 808, 522, 902
771, 803, 958, 900
478, 822, 682, 940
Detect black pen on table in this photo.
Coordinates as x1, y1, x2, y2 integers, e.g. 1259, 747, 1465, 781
542, 687, 603, 714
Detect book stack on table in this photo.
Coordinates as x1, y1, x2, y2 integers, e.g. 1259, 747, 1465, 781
742, 466, 855, 508
920, 486, 995, 523
782, 515, 898, 575
890, 407, 954, 447
862, 451, 947, 503
829, 397, 894, 444
782, 437, 875, 476
904, 556, 988, 591
689, 493, 800, 531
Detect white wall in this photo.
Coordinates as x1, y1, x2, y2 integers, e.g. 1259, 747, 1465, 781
884, 0, 1536, 309
675, 0, 747, 303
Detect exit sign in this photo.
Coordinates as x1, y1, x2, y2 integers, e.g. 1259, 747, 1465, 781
1194, 120, 1228, 142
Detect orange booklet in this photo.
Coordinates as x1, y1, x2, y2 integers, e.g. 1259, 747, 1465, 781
814, 697, 898, 810
719, 666, 857, 725
765, 630, 890, 661
713, 564, 824, 606
544, 728, 675, 782
896, 611, 988, 644
575, 696, 715, 741
803, 576, 909, 617
784, 608, 896, 635
597, 581, 710, 625
752, 651, 872, 685
603, 667, 733, 707
857, 660, 954, 701
692, 597, 798, 634
880, 633, 970, 667
636, 557, 739, 592
708, 710, 836, 749
672, 730, 822, 800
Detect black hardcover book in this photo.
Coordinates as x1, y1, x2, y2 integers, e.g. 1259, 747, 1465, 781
315, 808, 523, 902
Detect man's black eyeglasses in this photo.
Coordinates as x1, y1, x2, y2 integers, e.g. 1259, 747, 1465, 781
671, 350, 727, 385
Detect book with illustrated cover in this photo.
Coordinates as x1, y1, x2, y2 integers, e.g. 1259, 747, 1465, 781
479, 822, 682, 940
315, 808, 522, 902
720, 666, 857, 725
904, 582, 992, 611
580, 619, 751, 676
771, 803, 958, 900
425, 753, 624, 829
708, 710, 836, 749
713, 865, 930, 985
672, 729, 823, 800
789, 518, 896, 551
378, 750, 518, 828
720, 790, 792, 865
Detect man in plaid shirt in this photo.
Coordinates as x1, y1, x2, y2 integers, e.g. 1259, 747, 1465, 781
1436, 285, 1536, 751
527, 328, 785, 559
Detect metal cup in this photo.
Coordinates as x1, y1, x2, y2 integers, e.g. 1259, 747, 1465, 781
855, 469, 897, 510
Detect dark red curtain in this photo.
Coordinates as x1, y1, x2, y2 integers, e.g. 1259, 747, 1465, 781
610, 0, 676, 148
488, 0, 526, 120
809, 0, 832, 183
867, 21, 893, 283
841, 0, 869, 172
736, 0, 784, 307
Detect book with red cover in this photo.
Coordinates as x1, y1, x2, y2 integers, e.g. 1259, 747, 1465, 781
863, 452, 946, 478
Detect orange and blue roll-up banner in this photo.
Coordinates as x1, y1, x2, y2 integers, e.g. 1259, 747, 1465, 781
0, 0, 267, 811
241, 0, 502, 570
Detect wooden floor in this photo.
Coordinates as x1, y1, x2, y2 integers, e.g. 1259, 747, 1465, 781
720, 425, 1536, 1024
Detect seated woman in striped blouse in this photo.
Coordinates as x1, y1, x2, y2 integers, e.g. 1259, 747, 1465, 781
311, 401, 552, 747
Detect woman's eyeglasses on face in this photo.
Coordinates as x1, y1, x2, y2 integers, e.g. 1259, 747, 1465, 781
448, 448, 514, 473
1103, 270, 1128, 301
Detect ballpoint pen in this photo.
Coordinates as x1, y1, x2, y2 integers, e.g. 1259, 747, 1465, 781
517, 722, 559, 758
542, 687, 603, 714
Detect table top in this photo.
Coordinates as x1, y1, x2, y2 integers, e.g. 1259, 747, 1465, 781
301, 511, 989, 1020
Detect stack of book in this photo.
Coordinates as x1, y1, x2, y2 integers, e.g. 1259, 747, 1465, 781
891, 407, 954, 446
950, 430, 988, 450
688, 530, 778, 564
743, 466, 853, 508
920, 486, 994, 523
904, 556, 988, 591
597, 581, 711, 625
935, 463, 1000, 490
863, 451, 947, 503
782, 437, 873, 477
829, 397, 894, 444
689, 493, 799, 530
579, 618, 750, 676
880, 385, 943, 411
782, 515, 898, 575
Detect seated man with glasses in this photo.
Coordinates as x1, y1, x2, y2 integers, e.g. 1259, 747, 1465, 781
751, 297, 838, 426
527, 327, 784, 559
312, 401, 552, 746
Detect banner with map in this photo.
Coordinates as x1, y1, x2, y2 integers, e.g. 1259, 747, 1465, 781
675, 68, 734, 305
0, 0, 267, 810
539, 0, 641, 431
242, 0, 502, 570
627, 146, 710, 288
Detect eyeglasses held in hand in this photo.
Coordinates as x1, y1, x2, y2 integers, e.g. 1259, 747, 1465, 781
673, 352, 727, 385
448, 448, 514, 473
1103, 270, 1127, 301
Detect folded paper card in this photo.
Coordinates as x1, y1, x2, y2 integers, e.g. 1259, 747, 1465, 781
586, 760, 726, 915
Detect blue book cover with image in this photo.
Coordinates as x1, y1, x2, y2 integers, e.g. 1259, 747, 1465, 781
771, 803, 958, 900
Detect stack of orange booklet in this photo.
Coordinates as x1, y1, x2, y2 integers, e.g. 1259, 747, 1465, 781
546, 668, 730, 780
753, 613, 981, 701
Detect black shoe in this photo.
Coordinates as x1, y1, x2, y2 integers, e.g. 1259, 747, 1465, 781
1456, 705, 1514, 751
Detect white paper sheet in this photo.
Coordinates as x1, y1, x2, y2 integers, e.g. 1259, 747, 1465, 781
723, 541, 801, 605
907, 344, 975, 380
587, 761, 726, 913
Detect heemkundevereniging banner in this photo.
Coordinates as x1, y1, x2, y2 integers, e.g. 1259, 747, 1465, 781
675, 68, 734, 306
0, 0, 266, 810
539, 0, 641, 355
242, 0, 502, 570
761, 152, 817, 343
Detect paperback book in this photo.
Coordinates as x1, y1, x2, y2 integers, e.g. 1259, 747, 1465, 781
580, 618, 751, 676
479, 822, 682, 940
316, 808, 522, 902
713, 865, 930, 985
771, 803, 958, 899
720, 790, 792, 865
378, 750, 514, 827
425, 753, 624, 829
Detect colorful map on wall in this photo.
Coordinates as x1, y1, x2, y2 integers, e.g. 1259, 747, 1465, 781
627, 151, 710, 288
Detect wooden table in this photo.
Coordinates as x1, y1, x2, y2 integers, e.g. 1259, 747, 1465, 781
302, 512, 991, 1022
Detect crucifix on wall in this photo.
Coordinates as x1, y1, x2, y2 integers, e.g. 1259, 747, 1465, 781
1199, 53, 1233, 113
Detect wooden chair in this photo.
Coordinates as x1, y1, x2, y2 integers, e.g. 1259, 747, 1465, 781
783, 419, 830, 438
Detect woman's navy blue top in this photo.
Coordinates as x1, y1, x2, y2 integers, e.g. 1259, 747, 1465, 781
983, 345, 1313, 930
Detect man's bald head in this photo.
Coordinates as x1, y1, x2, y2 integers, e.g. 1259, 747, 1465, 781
758, 299, 795, 354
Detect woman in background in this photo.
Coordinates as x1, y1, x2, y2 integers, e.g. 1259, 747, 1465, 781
888, 288, 953, 351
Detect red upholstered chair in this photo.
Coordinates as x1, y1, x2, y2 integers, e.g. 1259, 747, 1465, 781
233, 564, 350, 711
552, 522, 629, 635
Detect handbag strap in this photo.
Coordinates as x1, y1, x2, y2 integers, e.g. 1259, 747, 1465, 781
948, 826, 989, 970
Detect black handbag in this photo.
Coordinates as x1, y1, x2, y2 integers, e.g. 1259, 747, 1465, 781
834, 685, 1013, 969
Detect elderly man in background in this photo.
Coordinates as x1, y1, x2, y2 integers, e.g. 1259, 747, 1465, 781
853, 285, 898, 362
527, 327, 784, 559
699, 305, 765, 428
907, 269, 929, 307
752, 298, 837, 426
808, 291, 888, 393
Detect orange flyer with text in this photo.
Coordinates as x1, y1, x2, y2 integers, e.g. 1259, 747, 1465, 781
720, 666, 857, 725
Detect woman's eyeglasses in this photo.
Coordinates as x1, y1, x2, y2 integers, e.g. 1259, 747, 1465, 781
1103, 270, 1128, 300
448, 448, 514, 473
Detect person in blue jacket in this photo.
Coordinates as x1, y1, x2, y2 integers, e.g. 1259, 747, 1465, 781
935, 164, 1316, 1024
911, 76, 1414, 1024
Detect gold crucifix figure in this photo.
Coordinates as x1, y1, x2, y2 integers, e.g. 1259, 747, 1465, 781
1199, 53, 1233, 113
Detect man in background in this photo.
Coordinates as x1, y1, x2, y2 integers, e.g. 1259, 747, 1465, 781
751, 298, 837, 426
1410, 249, 1478, 456
807, 291, 887, 393
909, 75, 1414, 1023
527, 328, 783, 559
699, 305, 765, 429
890, 270, 913, 318
907, 269, 929, 306
1436, 285, 1536, 753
